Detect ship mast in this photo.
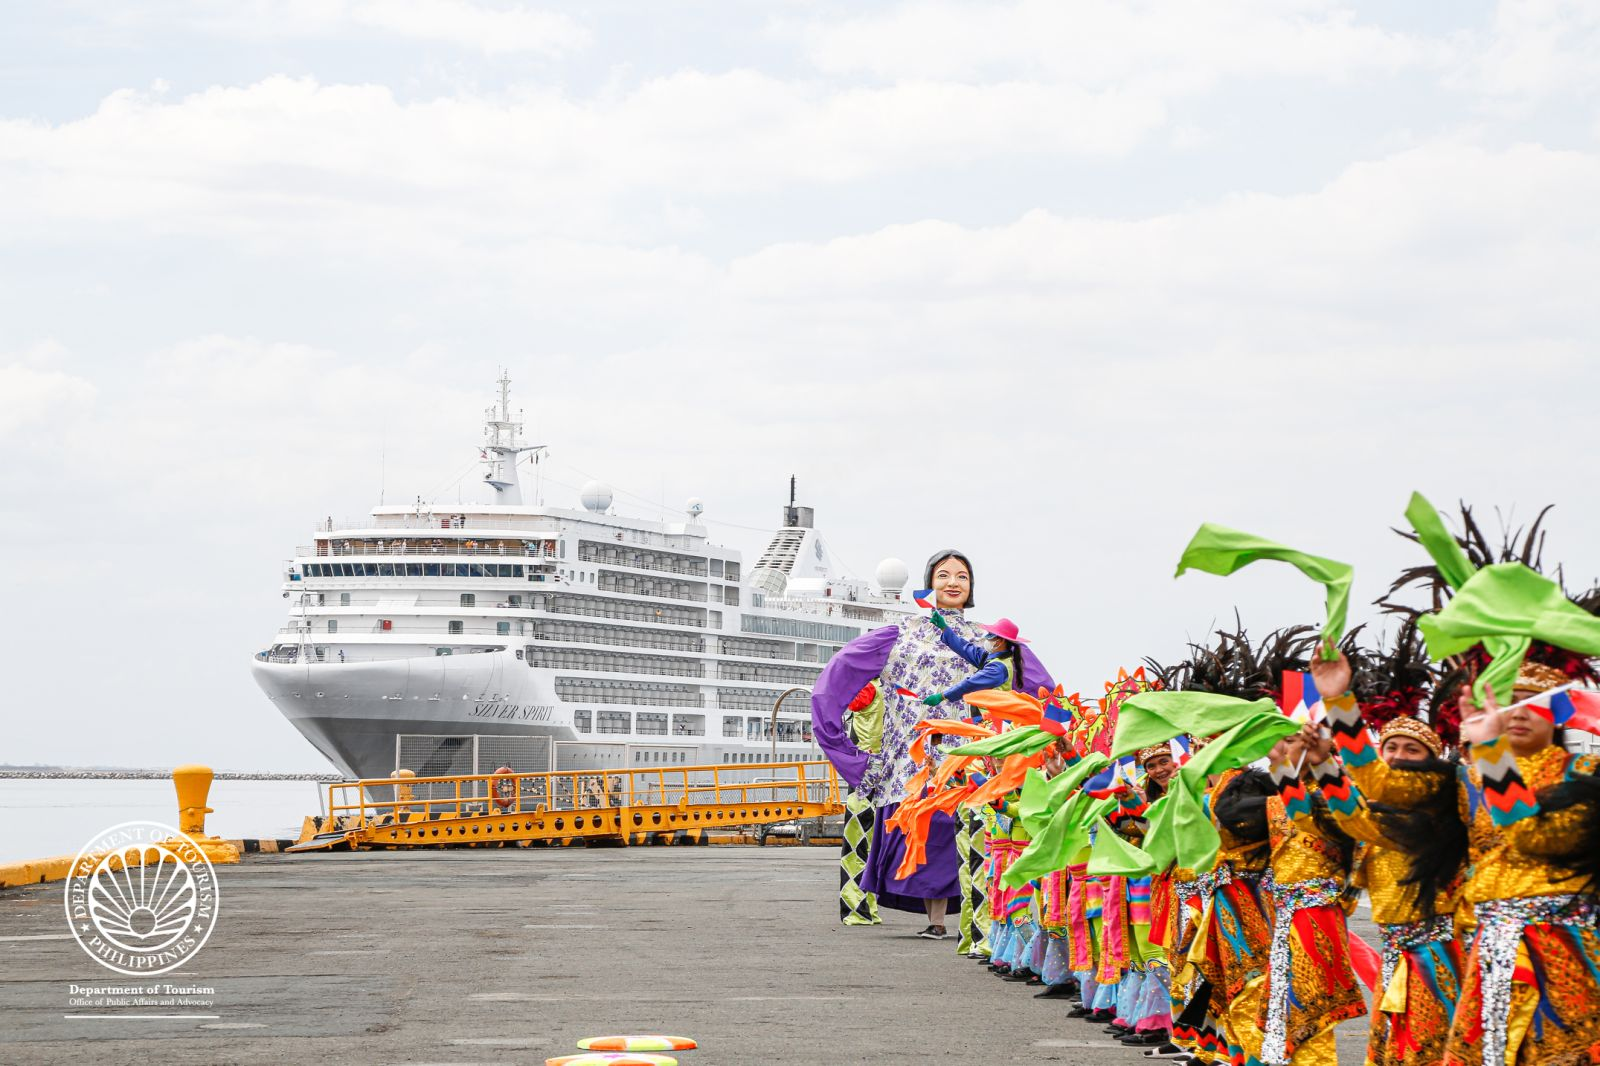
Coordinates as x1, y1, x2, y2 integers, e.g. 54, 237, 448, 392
481, 370, 545, 505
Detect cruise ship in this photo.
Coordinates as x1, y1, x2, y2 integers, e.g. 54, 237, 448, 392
252, 375, 916, 782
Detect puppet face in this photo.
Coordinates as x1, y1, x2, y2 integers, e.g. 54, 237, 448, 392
930, 556, 971, 609
1380, 735, 1432, 764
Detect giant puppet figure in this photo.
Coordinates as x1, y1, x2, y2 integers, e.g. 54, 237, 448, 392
811, 549, 1053, 939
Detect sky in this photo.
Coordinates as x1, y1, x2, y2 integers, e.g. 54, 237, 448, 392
3, 0, 1598, 772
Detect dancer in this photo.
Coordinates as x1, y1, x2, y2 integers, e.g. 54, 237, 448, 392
1313, 702, 1465, 1066
1444, 663, 1600, 1066
1258, 653, 1366, 1066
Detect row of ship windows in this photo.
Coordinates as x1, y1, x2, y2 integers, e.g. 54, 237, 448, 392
618, 750, 825, 765
305, 562, 534, 578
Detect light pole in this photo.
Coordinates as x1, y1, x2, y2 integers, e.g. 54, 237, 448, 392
770, 686, 811, 762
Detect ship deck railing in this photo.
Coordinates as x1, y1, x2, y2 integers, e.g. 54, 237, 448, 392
297, 542, 561, 559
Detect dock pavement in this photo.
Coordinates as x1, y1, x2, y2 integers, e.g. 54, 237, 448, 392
1, 846, 1375, 1065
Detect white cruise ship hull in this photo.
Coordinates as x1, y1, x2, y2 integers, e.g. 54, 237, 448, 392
252, 649, 822, 780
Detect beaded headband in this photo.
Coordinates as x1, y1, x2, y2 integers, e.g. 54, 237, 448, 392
1514, 661, 1569, 695
1377, 715, 1443, 758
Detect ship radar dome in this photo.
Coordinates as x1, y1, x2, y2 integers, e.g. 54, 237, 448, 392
580, 481, 614, 513
686, 497, 704, 518
875, 557, 909, 594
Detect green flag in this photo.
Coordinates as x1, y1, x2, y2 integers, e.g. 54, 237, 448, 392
1405, 492, 1476, 592
1138, 794, 1176, 870
1137, 711, 1301, 874
1158, 771, 1216, 870
1176, 523, 1353, 652
1176, 710, 1302, 787
1405, 492, 1530, 705
941, 725, 1054, 759
1003, 793, 1116, 888
1086, 816, 1157, 877
1418, 562, 1600, 703
1110, 691, 1278, 758
1017, 753, 1109, 837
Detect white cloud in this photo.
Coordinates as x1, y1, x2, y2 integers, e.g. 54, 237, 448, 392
1456, 0, 1600, 103
0, 344, 96, 436
0, 73, 1167, 251
799, 0, 1444, 92
151, 0, 590, 56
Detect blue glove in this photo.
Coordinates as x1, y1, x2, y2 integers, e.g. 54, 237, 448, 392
922, 693, 946, 707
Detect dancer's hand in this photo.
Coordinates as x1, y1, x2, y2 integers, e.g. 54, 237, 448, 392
1269, 731, 1305, 767
1301, 723, 1333, 766
1459, 686, 1504, 745
922, 693, 946, 707
1309, 644, 1352, 697
930, 610, 948, 631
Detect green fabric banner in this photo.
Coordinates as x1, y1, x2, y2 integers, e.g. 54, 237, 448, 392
1136, 710, 1301, 873
1406, 492, 1530, 704
1418, 562, 1600, 703
1176, 523, 1353, 651
1109, 691, 1278, 758
1146, 771, 1219, 873
1002, 793, 1115, 888
1176, 711, 1302, 785
1016, 753, 1109, 837
1405, 492, 1476, 592
1086, 816, 1158, 877
941, 726, 1054, 759
1138, 794, 1176, 871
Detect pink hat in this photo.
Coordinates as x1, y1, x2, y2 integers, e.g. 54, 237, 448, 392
985, 618, 1030, 645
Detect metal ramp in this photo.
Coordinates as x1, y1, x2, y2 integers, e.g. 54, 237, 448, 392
287, 760, 841, 852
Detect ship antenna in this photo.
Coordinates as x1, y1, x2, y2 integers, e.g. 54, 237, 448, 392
481, 370, 545, 505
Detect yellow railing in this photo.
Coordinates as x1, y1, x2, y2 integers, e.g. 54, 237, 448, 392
323, 760, 841, 830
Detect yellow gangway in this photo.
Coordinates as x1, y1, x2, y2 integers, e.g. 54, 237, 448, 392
289, 759, 842, 852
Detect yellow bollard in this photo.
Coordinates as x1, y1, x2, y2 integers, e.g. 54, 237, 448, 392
395, 768, 416, 822
168, 764, 240, 864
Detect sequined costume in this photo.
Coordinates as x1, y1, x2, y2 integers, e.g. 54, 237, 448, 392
1168, 865, 1227, 1062
1442, 738, 1600, 1066
1188, 769, 1275, 1066
1257, 756, 1365, 1066
1323, 696, 1464, 1066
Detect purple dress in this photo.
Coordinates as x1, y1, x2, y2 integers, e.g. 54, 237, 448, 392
811, 611, 1054, 913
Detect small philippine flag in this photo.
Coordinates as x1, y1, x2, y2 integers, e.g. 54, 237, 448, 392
1168, 735, 1193, 766
1280, 671, 1324, 726
1085, 757, 1135, 799
912, 588, 936, 609
1041, 697, 1073, 737
1523, 686, 1600, 732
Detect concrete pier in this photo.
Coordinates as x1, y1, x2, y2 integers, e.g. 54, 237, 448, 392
1, 848, 1374, 1064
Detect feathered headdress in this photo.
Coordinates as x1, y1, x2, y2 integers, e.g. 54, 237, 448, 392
1382, 499, 1600, 716
1146, 615, 1347, 704
1351, 618, 1439, 739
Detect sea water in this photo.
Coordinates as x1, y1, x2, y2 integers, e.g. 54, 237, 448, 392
0, 778, 328, 866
